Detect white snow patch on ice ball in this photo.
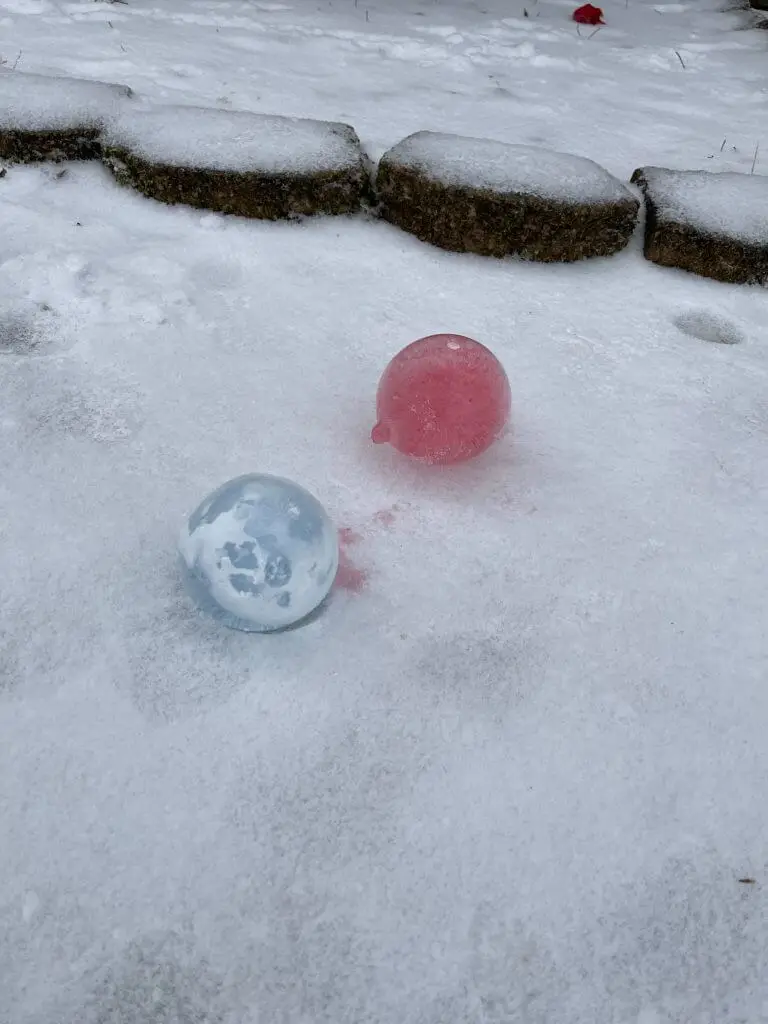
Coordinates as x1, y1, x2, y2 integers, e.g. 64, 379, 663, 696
178, 473, 339, 633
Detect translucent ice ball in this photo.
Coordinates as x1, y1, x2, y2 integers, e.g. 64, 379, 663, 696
178, 473, 339, 633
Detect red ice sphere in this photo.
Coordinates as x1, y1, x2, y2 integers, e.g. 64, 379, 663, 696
371, 334, 511, 465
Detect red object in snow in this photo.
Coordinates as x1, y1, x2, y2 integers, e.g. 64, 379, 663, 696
573, 3, 604, 24
371, 334, 511, 465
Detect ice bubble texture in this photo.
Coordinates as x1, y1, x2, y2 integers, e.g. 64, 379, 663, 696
178, 473, 339, 633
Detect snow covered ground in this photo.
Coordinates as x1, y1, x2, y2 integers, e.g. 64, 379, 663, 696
0, 0, 767, 1020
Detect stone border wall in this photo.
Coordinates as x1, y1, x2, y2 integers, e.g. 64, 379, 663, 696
0, 72, 766, 287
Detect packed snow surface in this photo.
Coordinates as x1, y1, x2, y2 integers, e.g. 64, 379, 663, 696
0, 0, 767, 1021
638, 165, 768, 245
104, 105, 364, 173
384, 130, 634, 203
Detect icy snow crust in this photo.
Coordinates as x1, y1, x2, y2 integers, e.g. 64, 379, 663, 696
387, 130, 633, 203
0, 71, 130, 130
103, 105, 363, 173
2, 0, 768, 1020
641, 166, 768, 245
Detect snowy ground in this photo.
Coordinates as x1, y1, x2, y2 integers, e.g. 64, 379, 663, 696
1, 0, 767, 1020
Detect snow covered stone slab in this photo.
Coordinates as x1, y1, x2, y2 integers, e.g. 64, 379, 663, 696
376, 131, 639, 262
101, 105, 372, 220
631, 166, 768, 285
0, 71, 131, 163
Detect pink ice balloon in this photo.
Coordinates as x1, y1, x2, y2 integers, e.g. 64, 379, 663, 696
371, 334, 511, 465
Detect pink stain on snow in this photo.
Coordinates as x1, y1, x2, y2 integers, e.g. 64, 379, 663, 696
373, 505, 400, 528
335, 526, 368, 592
335, 548, 369, 593
334, 507, 402, 593
338, 527, 363, 546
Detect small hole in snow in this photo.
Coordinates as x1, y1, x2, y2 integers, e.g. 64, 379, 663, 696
673, 309, 744, 346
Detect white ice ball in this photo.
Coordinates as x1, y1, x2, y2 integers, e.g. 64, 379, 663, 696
178, 473, 339, 633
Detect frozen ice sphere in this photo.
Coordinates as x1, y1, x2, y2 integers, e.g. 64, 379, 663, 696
178, 474, 339, 633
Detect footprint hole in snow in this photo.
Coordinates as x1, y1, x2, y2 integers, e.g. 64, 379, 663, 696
672, 309, 744, 346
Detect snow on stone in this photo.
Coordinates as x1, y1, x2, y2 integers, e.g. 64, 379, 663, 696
384, 130, 633, 204
638, 166, 768, 245
0, 71, 131, 131
102, 105, 365, 174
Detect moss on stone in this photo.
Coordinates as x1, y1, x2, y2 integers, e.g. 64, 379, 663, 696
0, 125, 103, 164
101, 114, 374, 220
631, 167, 768, 286
376, 138, 639, 262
